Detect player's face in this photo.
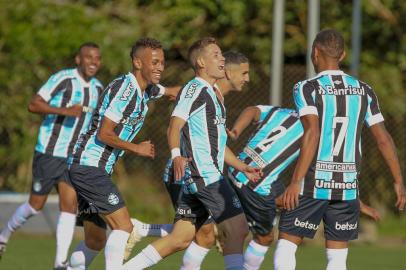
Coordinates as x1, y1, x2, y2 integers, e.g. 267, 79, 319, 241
202, 44, 225, 79
227, 62, 250, 91
140, 48, 165, 84
76, 47, 101, 79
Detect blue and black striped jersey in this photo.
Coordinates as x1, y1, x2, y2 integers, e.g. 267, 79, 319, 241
171, 77, 227, 189
35, 68, 103, 158
228, 106, 303, 196
294, 70, 384, 201
70, 72, 165, 174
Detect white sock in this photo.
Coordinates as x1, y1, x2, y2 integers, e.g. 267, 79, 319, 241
68, 241, 99, 270
0, 202, 38, 243
131, 218, 173, 237
243, 240, 269, 270
326, 248, 348, 270
224, 254, 244, 270
123, 244, 162, 270
180, 241, 210, 270
105, 230, 129, 270
273, 239, 297, 270
55, 212, 77, 267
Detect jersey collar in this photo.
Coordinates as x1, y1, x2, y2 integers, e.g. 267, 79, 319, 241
195, 77, 214, 90
316, 70, 345, 76
74, 68, 91, 87
128, 72, 143, 98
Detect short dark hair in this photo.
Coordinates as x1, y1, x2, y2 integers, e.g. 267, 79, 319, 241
223, 51, 249, 66
77, 42, 99, 55
313, 29, 344, 59
130, 38, 163, 59
188, 37, 218, 70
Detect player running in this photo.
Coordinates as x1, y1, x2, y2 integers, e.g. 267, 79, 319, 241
273, 29, 406, 270
65, 38, 179, 270
0, 42, 102, 270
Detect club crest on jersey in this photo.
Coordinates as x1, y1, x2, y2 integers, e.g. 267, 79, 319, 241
33, 181, 42, 192
120, 84, 135, 101
107, 193, 120, 205
120, 114, 145, 126
213, 115, 226, 125
185, 83, 198, 98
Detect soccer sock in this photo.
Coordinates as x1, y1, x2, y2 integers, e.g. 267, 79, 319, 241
224, 254, 244, 270
180, 241, 210, 270
326, 248, 348, 270
68, 241, 99, 270
55, 212, 76, 267
123, 244, 162, 270
131, 218, 173, 237
105, 230, 129, 270
0, 202, 38, 243
273, 239, 298, 270
243, 240, 269, 270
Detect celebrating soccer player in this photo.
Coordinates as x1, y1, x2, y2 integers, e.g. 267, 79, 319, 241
273, 29, 406, 270
0, 43, 102, 269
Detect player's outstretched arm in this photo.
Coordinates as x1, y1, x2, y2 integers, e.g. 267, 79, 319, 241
28, 94, 83, 117
224, 146, 261, 182
168, 116, 189, 181
359, 200, 381, 221
369, 122, 406, 211
97, 117, 155, 158
283, 114, 319, 211
227, 106, 261, 141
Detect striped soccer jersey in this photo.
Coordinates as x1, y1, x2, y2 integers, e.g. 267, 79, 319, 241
171, 77, 227, 188
294, 70, 384, 201
35, 68, 103, 158
71, 72, 164, 174
228, 106, 303, 196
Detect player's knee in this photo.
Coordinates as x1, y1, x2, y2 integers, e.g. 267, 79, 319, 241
28, 197, 46, 211
85, 235, 106, 251
254, 232, 274, 246
196, 227, 215, 247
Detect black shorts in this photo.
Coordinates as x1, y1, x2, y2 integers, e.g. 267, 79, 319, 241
232, 182, 278, 236
175, 177, 244, 227
66, 163, 125, 219
31, 151, 69, 195
279, 196, 360, 241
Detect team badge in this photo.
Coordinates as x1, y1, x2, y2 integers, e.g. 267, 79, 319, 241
232, 196, 241, 209
33, 181, 42, 192
107, 193, 120, 205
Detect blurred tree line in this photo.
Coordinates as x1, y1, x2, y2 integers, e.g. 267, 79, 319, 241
0, 0, 405, 216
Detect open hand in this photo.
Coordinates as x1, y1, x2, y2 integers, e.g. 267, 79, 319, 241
282, 182, 301, 211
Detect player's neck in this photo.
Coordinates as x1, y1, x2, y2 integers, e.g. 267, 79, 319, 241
133, 71, 147, 92
196, 72, 217, 86
216, 79, 231, 97
317, 62, 341, 74
76, 68, 91, 82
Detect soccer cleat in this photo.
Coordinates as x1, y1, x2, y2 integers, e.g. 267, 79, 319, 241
0, 241, 6, 260
123, 219, 144, 261
53, 260, 68, 270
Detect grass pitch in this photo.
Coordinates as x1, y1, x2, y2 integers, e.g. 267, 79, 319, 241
1, 234, 405, 269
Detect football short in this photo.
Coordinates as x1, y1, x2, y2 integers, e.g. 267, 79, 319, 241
66, 163, 125, 228
279, 196, 360, 241
31, 151, 70, 195
175, 177, 244, 227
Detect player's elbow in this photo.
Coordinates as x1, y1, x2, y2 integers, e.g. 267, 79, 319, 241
27, 101, 38, 113
376, 133, 393, 150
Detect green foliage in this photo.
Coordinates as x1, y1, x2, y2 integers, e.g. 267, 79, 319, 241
0, 0, 405, 212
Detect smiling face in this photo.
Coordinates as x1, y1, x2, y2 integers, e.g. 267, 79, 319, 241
75, 46, 101, 80
226, 62, 250, 91
136, 47, 165, 85
201, 43, 225, 80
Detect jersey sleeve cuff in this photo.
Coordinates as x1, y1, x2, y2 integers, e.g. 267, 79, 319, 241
298, 106, 318, 116
157, 84, 166, 97
171, 111, 189, 121
366, 113, 384, 127
104, 109, 122, 123
37, 90, 51, 102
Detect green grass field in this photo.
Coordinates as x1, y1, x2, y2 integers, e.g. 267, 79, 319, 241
1, 234, 406, 270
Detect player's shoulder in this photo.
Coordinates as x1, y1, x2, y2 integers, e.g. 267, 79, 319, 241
275, 107, 299, 118
48, 68, 76, 83
293, 75, 320, 92
92, 77, 103, 88
180, 77, 207, 98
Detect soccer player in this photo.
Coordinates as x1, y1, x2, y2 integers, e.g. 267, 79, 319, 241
0, 42, 102, 269
226, 105, 381, 270
124, 38, 259, 270
273, 29, 406, 270
65, 38, 179, 270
